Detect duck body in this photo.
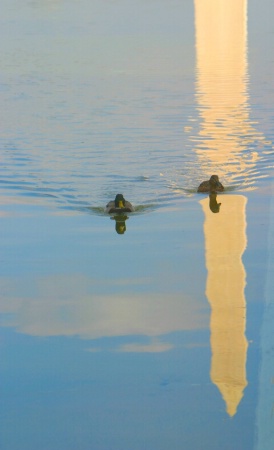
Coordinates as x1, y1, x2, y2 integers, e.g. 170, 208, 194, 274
105, 194, 134, 214
197, 175, 224, 193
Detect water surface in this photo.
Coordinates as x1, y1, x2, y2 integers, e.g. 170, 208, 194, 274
0, 1, 274, 449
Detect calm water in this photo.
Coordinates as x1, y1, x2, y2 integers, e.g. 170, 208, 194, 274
1, 0, 274, 449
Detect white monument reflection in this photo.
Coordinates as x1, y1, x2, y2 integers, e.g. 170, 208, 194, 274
193, 0, 257, 416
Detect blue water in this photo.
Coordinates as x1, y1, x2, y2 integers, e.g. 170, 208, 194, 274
0, 0, 274, 449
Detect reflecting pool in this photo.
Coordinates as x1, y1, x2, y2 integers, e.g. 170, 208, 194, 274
0, 0, 274, 449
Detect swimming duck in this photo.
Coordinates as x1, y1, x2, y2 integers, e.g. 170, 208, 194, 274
197, 175, 224, 193
105, 194, 134, 214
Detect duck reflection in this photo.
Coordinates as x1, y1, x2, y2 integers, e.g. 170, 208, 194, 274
209, 193, 221, 213
111, 214, 128, 235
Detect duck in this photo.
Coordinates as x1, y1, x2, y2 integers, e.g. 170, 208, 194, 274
105, 194, 134, 214
197, 175, 224, 193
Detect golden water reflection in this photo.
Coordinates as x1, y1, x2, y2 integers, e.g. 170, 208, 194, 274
200, 195, 248, 416
194, 0, 266, 188
194, 0, 251, 416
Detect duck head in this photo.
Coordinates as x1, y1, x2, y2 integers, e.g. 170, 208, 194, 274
114, 194, 126, 208
209, 175, 222, 190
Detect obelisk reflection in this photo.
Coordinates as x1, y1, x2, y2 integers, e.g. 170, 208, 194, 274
194, 0, 249, 416
200, 195, 248, 416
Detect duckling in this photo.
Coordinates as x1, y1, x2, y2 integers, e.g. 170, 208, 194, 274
105, 194, 134, 214
197, 175, 224, 193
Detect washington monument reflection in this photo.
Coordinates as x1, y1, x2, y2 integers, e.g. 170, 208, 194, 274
194, 0, 250, 416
